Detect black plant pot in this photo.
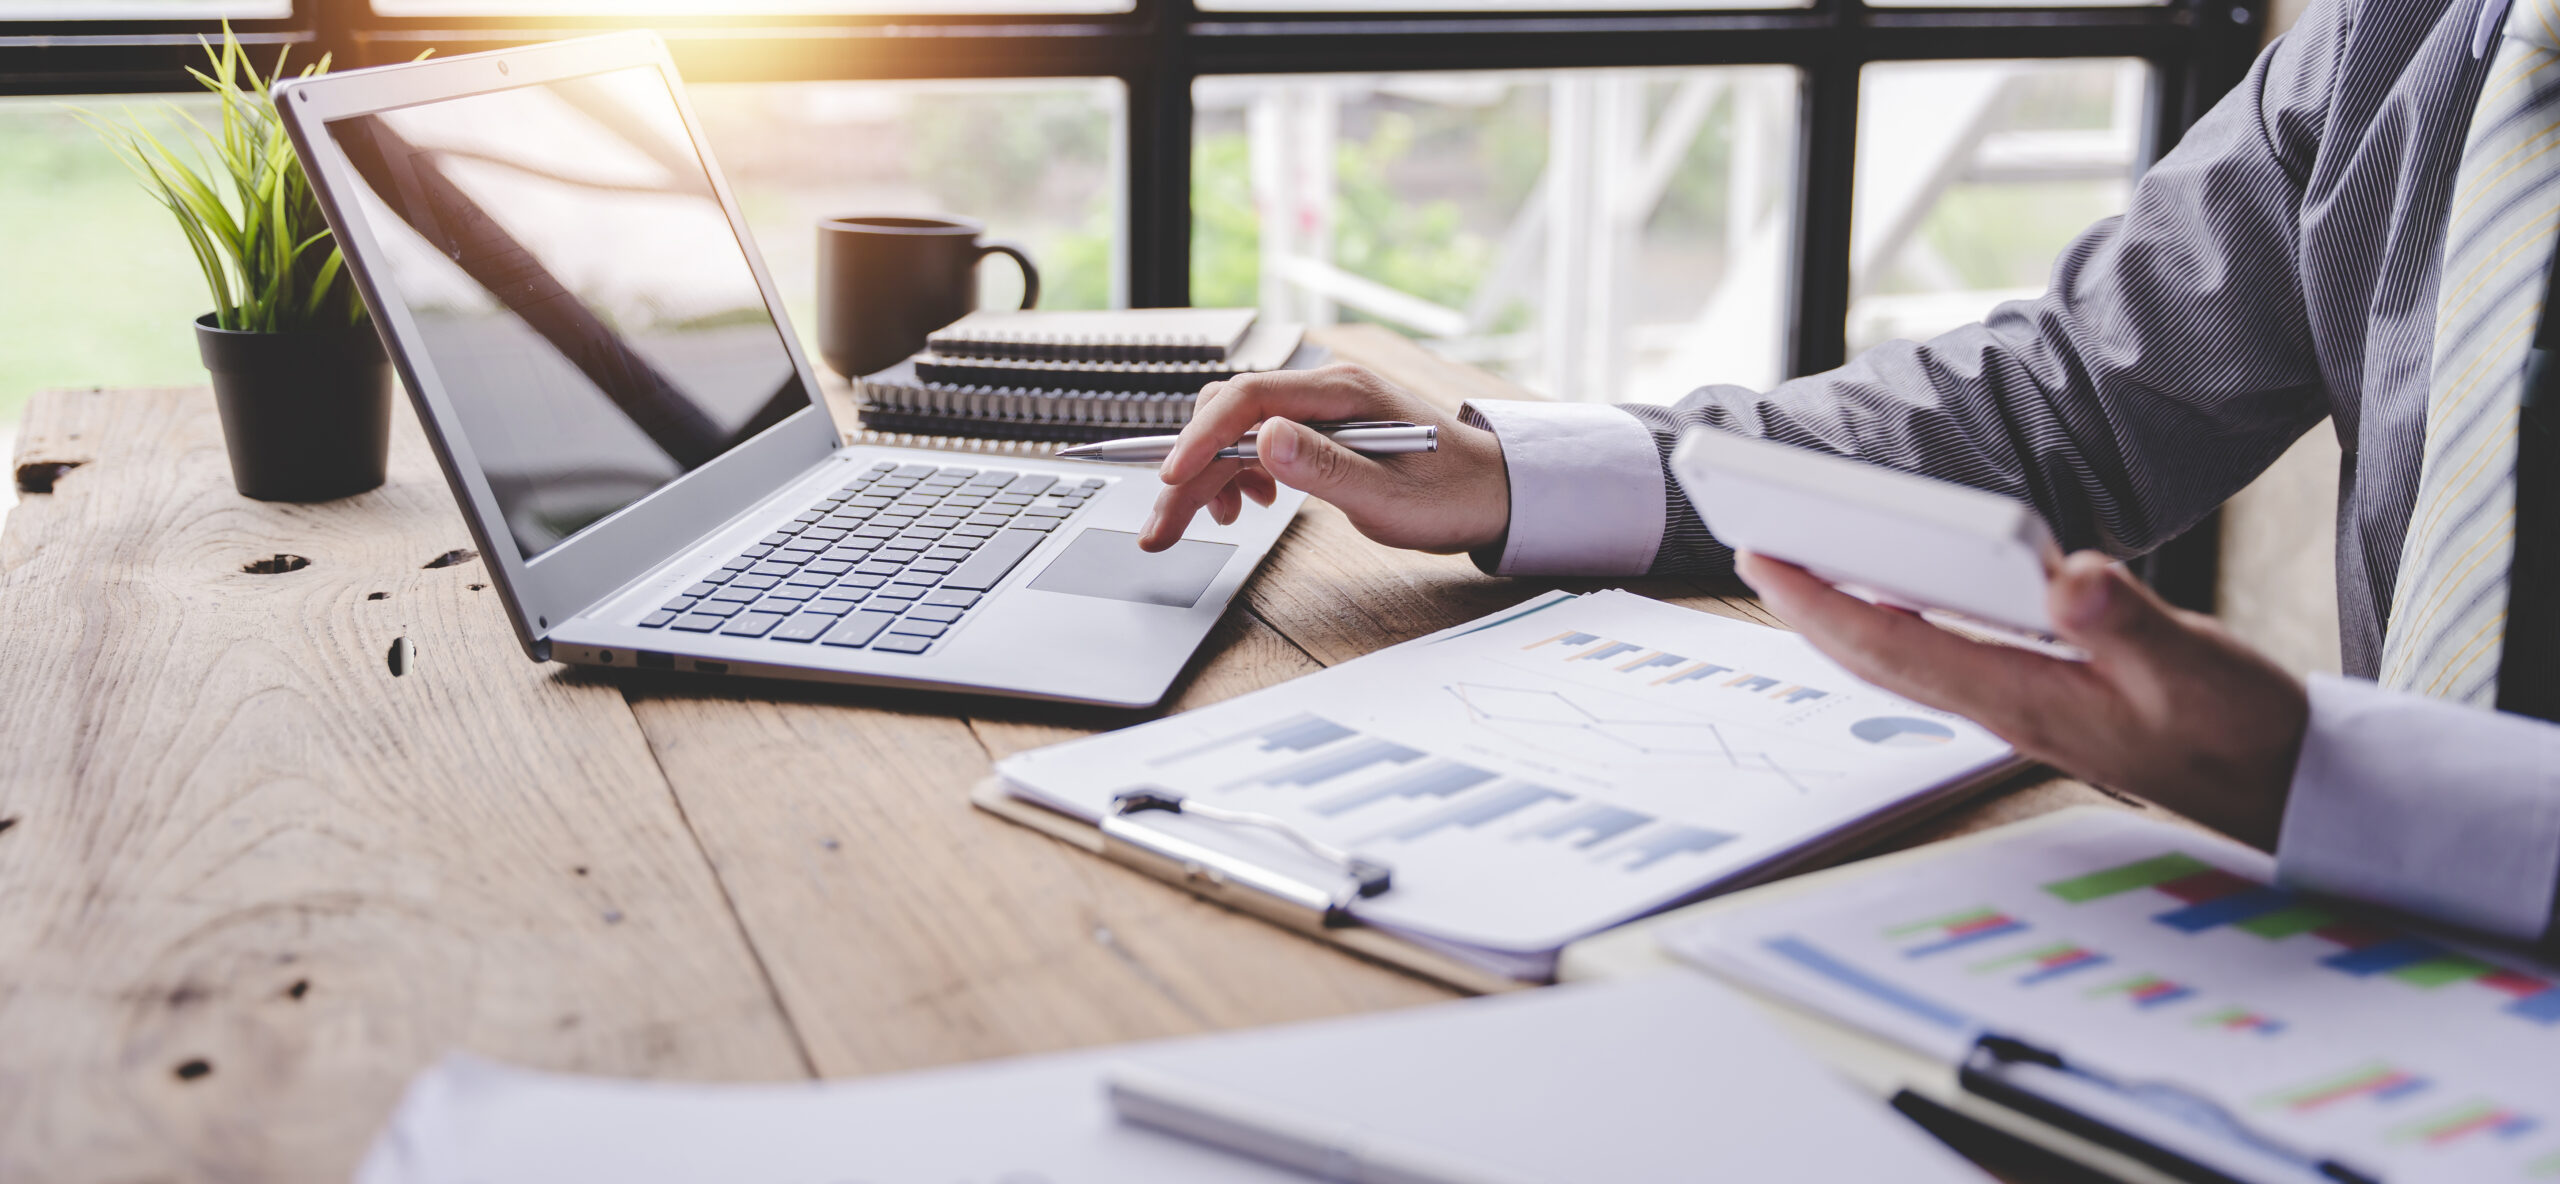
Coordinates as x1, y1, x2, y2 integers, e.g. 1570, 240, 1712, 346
195, 313, 395, 502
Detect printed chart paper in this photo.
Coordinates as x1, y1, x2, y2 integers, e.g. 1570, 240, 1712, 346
1666, 810, 2560, 1184
356, 976, 1991, 1184
998, 590, 2014, 964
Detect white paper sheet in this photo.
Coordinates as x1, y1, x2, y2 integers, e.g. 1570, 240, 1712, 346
997, 589, 2015, 964
357, 975, 1990, 1184
1665, 809, 2560, 1184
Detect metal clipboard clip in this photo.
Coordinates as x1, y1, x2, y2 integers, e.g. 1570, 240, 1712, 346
1098, 789, 1393, 929
1959, 1033, 2380, 1184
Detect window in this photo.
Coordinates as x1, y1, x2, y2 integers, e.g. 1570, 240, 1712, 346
1848, 58, 2147, 355
692, 78, 1126, 365
0, 2, 287, 15
0, 96, 223, 422
1196, 68, 1796, 402
0, 1, 2263, 429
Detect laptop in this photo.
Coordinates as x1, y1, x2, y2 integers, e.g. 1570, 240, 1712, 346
276, 32, 1300, 709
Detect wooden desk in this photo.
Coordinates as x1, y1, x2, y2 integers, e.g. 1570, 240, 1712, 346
0, 325, 2147, 1182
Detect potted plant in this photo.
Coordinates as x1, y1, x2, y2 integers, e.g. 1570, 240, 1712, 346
79, 28, 391, 502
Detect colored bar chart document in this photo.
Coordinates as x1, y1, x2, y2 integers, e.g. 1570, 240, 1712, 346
1663, 809, 2560, 1184
996, 590, 2015, 976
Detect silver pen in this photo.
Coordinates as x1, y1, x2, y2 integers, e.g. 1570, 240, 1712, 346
1056, 421, 1438, 464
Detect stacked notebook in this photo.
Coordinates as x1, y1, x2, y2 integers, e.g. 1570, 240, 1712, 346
856, 308, 1317, 443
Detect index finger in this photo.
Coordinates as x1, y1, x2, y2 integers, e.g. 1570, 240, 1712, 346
1160, 368, 1390, 485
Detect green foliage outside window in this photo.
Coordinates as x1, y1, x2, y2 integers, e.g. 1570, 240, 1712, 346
908, 89, 1115, 311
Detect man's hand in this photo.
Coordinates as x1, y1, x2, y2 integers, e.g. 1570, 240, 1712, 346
1139, 364, 1511, 554
1735, 549, 2309, 847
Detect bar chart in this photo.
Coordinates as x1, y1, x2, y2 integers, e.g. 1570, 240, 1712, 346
1525, 803, 1653, 848
1972, 940, 2111, 986
2089, 973, 2197, 1010
1380, 783, 1570, 843
1151, 712, 1356, 768
1602, 824, 1736, 872
1668, 810, 2560, 1184
1312, 759, 1498, 819
1223, 734, 1426, 793
2389, 1101, 2541, 1147
1000, 589, 2015, 963
1521, 628, 1835, 710
2193, 1005, 2287, 1036
2044, 851, 2560, 1028
2262, 1063, 2434, 1112
1885, 906, 2029, 958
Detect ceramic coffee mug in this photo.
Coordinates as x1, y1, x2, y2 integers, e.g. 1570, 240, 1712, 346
816, 214, 1039, 380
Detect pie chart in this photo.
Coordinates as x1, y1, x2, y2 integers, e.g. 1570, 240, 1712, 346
1852, 716, 1957, 747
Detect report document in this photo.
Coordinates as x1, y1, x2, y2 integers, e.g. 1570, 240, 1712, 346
996, 589, 2019, 978
1665, 809, 2560, 1184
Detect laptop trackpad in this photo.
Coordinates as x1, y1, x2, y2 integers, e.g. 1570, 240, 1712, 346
1028, 529, 1236, 608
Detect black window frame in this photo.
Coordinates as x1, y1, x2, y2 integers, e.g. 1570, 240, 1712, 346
1, 0, 2264, 603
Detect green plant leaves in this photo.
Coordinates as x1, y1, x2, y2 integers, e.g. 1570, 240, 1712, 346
72, 22, 359, 335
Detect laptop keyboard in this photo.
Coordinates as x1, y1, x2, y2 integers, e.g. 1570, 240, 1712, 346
636, 462, 1107, 657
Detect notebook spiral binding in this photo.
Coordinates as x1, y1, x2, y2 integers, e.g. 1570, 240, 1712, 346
840, 426, 1085, 457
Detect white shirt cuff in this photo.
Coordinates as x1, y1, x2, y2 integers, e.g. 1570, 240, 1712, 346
2275, 673, 2560, 941
1461, 400, 1666, 577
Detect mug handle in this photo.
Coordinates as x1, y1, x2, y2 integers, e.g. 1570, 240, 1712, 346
976, 239, 1041, 310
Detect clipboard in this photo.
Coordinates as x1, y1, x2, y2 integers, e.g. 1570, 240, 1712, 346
973, 758, 2033, 996
1555, 808, 2395, 1184
972, 778, 1529, 996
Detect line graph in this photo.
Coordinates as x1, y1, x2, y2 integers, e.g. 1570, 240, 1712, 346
1444, 682, 1832, 792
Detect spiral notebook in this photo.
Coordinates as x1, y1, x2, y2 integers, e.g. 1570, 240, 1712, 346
858, 311, 1321, 443
927, 307, 1259, 363
913, 320, 1305, 391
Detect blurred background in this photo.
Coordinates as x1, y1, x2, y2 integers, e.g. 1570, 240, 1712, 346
0, 57, 2140, 415
0, 0, 2335, 672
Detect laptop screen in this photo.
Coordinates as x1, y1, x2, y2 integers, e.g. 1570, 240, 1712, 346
325, 66, 808, 559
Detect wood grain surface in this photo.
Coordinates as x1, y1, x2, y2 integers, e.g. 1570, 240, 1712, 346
0, 389, 804, 1184
1, 326, 2136, 1183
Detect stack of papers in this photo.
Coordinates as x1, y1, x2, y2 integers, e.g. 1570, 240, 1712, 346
357, 975, 1991, 1184
997, 589, 2018, 978
1666, 809, 2560, 1184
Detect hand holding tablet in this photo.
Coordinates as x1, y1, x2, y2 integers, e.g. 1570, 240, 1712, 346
1670, 428, 2081, 656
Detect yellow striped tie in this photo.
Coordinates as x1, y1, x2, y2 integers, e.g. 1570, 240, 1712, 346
2379, 0, 2560, 704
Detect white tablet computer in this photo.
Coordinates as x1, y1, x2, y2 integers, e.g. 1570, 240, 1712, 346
1669, 428, 2064, 643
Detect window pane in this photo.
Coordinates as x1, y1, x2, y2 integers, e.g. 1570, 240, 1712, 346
1196, 67, 1798, 404
0, 96, 222, 445
690, 78, 1125, 374
0, 80, 1118, 461
1201, 0, 1799, 10
0, 2, 288, 16
1868, 0, 2159, 9
1847, 58, 2146, 357
371, 0, 1129, 15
